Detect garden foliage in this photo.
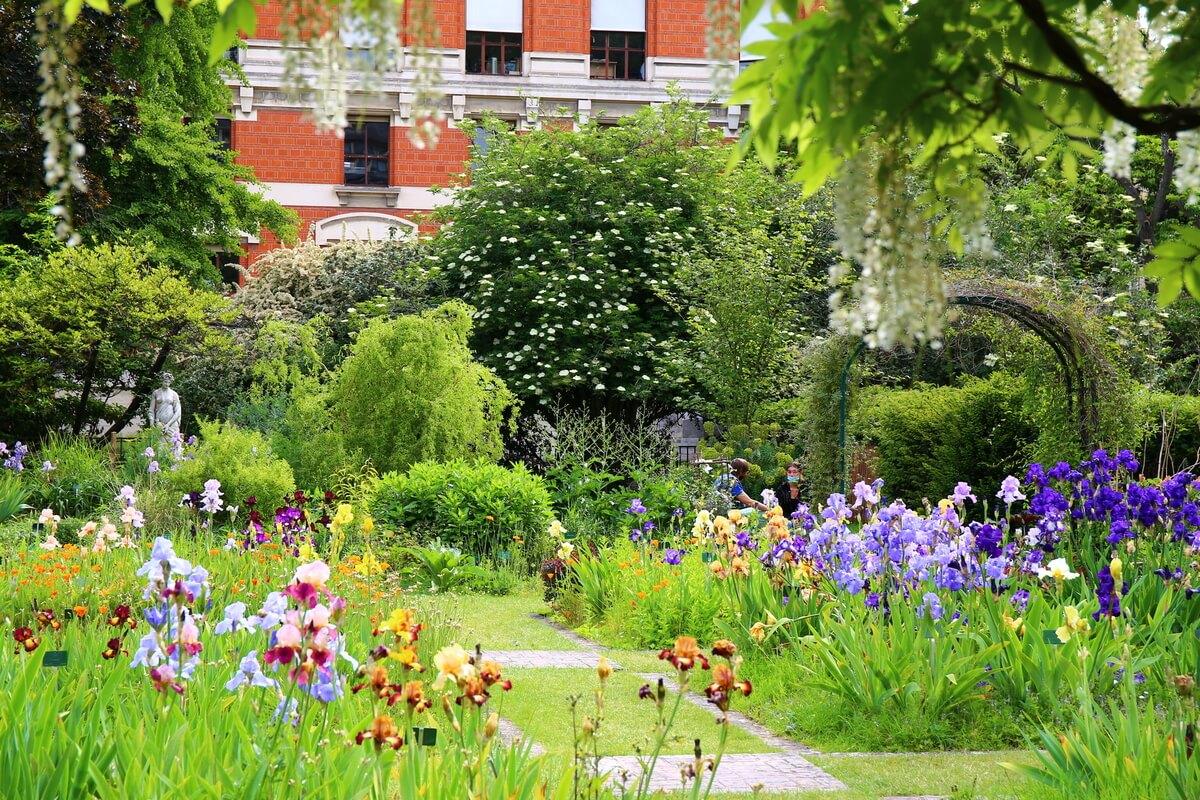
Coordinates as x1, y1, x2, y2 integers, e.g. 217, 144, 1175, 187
167, 420, 295, 508
0, 244, 219, 442
327, 302, 514, 474
370, 460, 553, 569
433, 98, 823, 417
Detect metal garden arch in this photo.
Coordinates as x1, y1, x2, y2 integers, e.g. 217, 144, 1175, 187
836, 282, 1110, 492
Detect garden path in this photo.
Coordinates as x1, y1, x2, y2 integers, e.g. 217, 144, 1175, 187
485, 610, 848, 794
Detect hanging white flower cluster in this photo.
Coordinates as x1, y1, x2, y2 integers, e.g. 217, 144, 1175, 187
278, 0, 402, 135
35, 0, 85, 246
828, 144, 948, 351
1086, 7, 1200, 204
1086, 7, 1150, 181
1177, 129, 1200, 202
405, 0, 445, 150
705, 0, 740, 94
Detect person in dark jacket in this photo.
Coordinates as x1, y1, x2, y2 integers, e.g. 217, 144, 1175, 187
775, 461, 805, 518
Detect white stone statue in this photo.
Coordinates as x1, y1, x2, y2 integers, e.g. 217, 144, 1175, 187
148, 372, 182, 440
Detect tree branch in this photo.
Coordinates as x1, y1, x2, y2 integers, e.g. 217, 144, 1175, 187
1151, 133, 1177, 241
98, 336, 176, 441
1009, 0, 1200, 134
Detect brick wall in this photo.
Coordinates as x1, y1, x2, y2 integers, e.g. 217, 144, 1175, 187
402, 0, 466, 49
233, 110, 344, 184
648, 0, 708, 59
525, 0, 589, 53
390, 122, 471, 187
254, 0, 282, 40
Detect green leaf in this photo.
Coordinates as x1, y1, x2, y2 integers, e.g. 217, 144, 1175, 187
63, 0, 84, 25
1184, 260, 1200, 299
154, 0, 173, 21
1176, 224, 1200, 249
1153, 270, 1184, 307
1060, 148, 1077, 183
84, 0, 111, 11
1155, 240, 1197, 259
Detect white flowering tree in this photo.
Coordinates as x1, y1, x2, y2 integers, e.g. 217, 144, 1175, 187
736, 0, 1200, 348
431, 101, 776, 415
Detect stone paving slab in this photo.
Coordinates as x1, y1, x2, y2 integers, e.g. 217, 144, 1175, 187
597, 753, 848, 793
641, 672, 819, 756
529, 613, 605, 651
498, 717, 546, 756
489, 649, 619, 669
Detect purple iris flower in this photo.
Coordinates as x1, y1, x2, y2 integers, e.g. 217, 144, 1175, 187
864, 592, 881, 610
664, 548, 684, 565
920, 592, 944, 621
626, 498, 647, 515
936, 567, 965, 591
1010, 589, 1030, 612
975, 523, 1003, 557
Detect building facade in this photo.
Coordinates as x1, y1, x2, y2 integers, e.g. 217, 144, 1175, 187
222, 0, 771, 271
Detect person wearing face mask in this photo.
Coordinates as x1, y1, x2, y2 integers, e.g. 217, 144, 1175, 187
775, 461, 805, 518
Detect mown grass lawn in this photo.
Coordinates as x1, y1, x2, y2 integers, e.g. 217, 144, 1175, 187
412, 589, 586, 651
499, 666, 775, 757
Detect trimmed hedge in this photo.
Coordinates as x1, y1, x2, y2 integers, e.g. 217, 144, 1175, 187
1135, 392, 1200, 475
852, 377, 1200, 506
851, 373, 1037, 506
369, 460, 553, 570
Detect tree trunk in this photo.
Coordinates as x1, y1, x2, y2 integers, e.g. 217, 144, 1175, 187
98, 336, 176, 441
73, 342, 100, 435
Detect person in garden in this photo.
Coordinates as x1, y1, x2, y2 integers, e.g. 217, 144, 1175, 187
727, 458, 770, 513
775, 461, 805, 518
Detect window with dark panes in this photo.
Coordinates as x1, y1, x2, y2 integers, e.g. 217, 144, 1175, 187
589, 31, 645, 80
215, 118, 232, 150
466, 31, 522, 75
343, 120, 390, 186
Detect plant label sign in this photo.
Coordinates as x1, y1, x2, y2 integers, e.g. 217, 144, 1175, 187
412, 726, 437, 746
43, 650, 68, 668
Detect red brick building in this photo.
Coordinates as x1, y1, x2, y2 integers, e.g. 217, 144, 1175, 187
220, 0, 775, 272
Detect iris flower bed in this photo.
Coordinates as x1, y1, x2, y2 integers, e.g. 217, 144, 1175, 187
558, 450, 1200, 797
1, 481, 755, 799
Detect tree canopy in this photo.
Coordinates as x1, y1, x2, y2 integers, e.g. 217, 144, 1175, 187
735, 0, 1200, 346
3, 2, 295, 282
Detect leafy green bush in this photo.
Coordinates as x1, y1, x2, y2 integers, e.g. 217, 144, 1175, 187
270, 379, 361, 490
326, 302, 515, 474
168, 420, 295, 508
851, 373, 1036, 505
0, 473, 29, 522
25, 434, 117, 517
1134, 391, 1200, 477
402, 543, 483, 593
369, 460, 553, 569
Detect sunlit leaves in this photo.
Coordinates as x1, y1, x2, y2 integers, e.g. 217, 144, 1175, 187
1145, 226, 1200, 307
